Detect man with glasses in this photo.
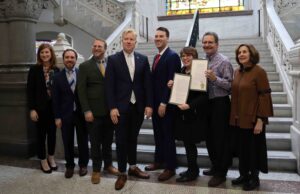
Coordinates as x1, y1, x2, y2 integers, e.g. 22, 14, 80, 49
202, 32, 233, 187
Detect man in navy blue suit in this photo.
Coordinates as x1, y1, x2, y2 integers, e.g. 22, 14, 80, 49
52, 49, 89, 179
144, 27, 181, 181
105, 28, 153, 190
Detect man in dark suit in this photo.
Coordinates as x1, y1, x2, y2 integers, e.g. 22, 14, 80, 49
77, 39, 118, 184
52, 49, 89, 178
105, 28, 153, 190
144, 27, 181, 181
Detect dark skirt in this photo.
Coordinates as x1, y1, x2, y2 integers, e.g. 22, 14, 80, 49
233, 126, 268, 174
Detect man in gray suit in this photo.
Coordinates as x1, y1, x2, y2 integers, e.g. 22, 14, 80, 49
77, 39, 118, 184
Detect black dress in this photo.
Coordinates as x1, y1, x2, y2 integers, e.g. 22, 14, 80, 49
174, 68, 209, 143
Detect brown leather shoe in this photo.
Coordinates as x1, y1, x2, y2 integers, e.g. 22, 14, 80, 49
79, 167, 88, 177
64, 168, 74, 179
158, 169, 175, 181
208, 176, 226, 187
91, 172, 100, 184
115, 174, 127, 190
104, 165, 119, 176
145, 163, 164, 171
128, 166, 150, 179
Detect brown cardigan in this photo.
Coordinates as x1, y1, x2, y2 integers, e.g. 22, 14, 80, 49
230, 64, 274, 129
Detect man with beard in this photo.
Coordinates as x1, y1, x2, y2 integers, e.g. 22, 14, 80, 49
77, 39, 119, 184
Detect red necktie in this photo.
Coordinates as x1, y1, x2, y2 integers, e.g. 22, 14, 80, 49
152, 54, 161, 70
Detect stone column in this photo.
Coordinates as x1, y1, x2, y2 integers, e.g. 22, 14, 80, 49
0, 0, 44, 157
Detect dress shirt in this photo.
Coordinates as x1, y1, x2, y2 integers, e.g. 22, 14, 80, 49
206, 52, 233, 99
124, 51, 136, 104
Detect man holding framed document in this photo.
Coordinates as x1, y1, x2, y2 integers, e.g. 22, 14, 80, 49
201, 32, 234, 187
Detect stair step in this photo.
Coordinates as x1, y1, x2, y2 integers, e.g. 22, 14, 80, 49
110, 144, 296, 172
272, 92, 288, 104
141, 117, 292, 133
138, 129, 291, 151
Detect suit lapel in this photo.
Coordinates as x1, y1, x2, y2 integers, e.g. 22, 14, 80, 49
153, 47, 169, 72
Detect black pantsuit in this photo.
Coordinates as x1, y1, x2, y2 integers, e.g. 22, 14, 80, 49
115, 104, 144, 173
61, 111, 89, 168
206, 96, 231, 177
87, 115, 114, 172
36, 107, 56, 159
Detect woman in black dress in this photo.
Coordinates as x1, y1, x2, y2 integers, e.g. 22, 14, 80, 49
27, 43, 59, 173
169, 47, 209, 182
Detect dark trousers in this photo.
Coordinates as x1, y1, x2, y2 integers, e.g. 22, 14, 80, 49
115, 104, 144, 173
236, 126, 267, 177
206, 96, 231, 177
36, 108, 56, 160
87, 115, 114, 172
184, 142, 199, 176
61, 111, 89, 169
152, 108, 177, 170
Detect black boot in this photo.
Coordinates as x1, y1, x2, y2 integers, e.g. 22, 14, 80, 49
243, 175, 260, 191
232, 174, 250, 185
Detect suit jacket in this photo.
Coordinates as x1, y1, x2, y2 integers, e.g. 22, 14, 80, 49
52, 68, 82, 120
151, 47, 181, 108
105, 51, 153, 113
27, 65, 59, 112
77, 57, 108, 117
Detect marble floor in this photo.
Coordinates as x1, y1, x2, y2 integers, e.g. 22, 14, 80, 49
0, 156, 300, 194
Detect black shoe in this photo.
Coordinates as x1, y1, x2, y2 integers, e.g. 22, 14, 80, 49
176, 174, 198, 182
179, 170, 188, 177
47, 159, 58, 171
232, 175, 249, 185
65, 168, 74, 178
243, 177, 260, 191
208, 176, 226, 187
40, 162, 52, 174
203, 168, 215, 176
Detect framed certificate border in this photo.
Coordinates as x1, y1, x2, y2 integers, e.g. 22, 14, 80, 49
190, 59, 208, 91
169, 73, 191, 105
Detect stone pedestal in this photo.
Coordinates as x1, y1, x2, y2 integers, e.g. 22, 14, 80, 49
289, 71, 300, 174
0, 0, 43, 157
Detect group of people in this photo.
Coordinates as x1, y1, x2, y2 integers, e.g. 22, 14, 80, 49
27, 27, 273, 191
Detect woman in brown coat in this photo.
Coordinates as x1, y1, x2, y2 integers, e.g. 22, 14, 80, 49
230, 44, 273, 191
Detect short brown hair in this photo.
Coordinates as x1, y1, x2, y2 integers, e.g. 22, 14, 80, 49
62, 49, 78, 60
156, 27, 169, 38
180, 47, 198, 59
94, 39, 107, 50
235, 44, 260, 69
36, 43, 57, 68
202, 32, 219, 44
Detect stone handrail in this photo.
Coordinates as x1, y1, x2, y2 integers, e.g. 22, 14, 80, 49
54, 0, 127, 39
106, 1, 135, 56
273, 0, 298, 17
264, 0, 295, 104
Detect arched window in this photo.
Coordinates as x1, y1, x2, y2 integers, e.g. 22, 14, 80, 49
166, 0, 245, 15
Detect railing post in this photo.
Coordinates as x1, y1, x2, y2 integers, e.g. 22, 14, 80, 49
289, 71, 300, 174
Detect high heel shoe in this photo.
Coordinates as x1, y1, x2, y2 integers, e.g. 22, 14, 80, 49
47, 159, 58, 171
40, 161, 52, 174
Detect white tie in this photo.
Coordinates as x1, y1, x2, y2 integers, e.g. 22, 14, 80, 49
127, 54, 136, 104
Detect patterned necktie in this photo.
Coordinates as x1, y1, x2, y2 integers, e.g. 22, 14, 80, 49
152, 54, 161, 70
67, 70, 75, 93
98, 60, 105, 77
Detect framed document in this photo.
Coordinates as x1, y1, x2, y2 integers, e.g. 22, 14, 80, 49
190, 59, 208, 91
169, 73, 191, 105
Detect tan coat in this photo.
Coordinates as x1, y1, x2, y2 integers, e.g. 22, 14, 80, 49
230, 65, 274, 129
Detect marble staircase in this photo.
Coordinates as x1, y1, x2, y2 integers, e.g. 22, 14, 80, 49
130, 37, 297, 173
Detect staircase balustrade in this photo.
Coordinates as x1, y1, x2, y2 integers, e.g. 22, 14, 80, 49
262, 0, 295, 104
